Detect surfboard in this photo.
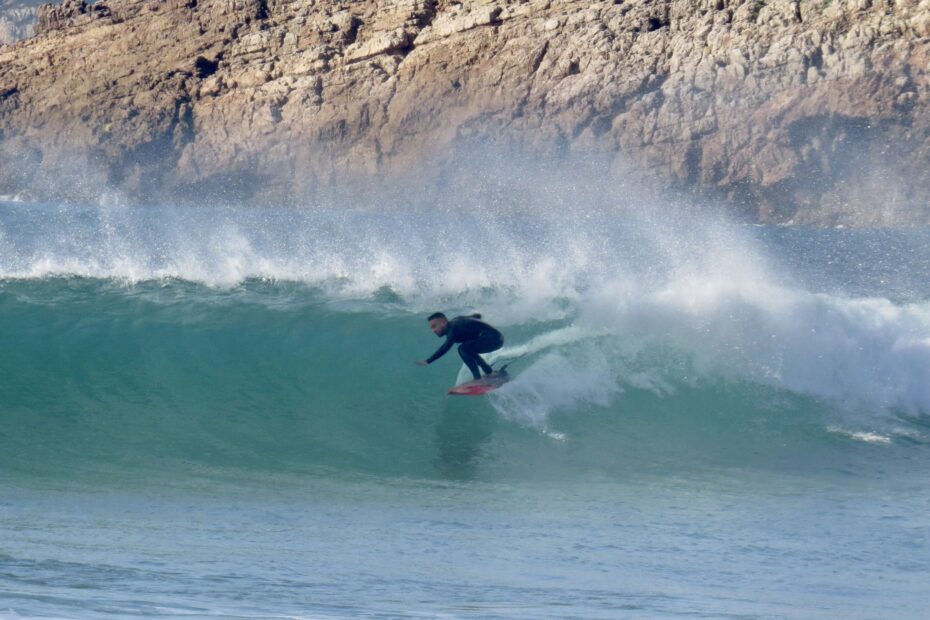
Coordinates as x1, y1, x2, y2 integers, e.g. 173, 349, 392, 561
447, 370, 510, 396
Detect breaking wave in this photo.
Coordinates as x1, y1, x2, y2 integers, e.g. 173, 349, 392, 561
2, 201, 929, 483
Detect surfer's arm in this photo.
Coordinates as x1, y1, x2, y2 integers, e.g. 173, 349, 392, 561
425, 338, 454, 364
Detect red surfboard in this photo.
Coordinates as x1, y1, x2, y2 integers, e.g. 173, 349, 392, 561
447, 371, 510, 396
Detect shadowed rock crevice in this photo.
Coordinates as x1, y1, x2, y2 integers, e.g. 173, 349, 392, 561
194, 55, 219, 78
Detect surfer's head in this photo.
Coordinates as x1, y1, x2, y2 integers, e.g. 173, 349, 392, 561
427, 312, 449, 336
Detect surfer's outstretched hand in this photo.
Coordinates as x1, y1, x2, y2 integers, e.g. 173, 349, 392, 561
414, 360, 428, 366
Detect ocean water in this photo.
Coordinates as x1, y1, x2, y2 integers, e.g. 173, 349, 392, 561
1, 200, 929, 619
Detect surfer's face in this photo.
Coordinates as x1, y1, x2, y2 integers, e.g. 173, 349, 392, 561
428, 317, 448, 336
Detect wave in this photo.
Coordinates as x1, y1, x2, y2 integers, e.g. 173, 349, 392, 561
2, 202, 930, 483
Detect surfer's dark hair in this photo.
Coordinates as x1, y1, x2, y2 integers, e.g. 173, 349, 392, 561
427, 312, 447, 322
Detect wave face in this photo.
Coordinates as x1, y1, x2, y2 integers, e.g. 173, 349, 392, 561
2, 201, 930, 483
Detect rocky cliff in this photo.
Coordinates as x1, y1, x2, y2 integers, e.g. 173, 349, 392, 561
0, 1, 37, 45
0, 0, 928, 224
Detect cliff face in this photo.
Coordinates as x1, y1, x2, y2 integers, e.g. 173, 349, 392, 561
0, 0, 42, 45
0, 0, 928, 224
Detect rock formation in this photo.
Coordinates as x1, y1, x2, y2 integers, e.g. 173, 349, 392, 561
0, 0, 43, 44
0, 0, 928, 224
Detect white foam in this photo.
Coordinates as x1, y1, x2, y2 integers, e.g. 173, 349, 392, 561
827, 426, 893, 445
490, 351, 623, 427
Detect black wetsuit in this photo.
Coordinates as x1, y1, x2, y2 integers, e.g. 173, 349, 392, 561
426, 314, 504, 380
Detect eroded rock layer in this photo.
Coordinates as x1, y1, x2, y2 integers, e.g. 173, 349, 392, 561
1, 0, 929, 224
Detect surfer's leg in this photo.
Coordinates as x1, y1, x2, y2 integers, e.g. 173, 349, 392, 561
457, 343, 482, 380
475, 355, 493, 375
461, 333, 501, 377
474, 332, 504, 354
474, 333, 503, 375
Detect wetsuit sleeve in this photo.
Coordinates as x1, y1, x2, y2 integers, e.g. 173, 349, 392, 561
426, 337, 454, 364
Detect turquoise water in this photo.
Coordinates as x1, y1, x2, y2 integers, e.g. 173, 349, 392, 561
2, 201, 930, 618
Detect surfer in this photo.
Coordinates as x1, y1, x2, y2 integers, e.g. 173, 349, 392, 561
415, 312, 504, 380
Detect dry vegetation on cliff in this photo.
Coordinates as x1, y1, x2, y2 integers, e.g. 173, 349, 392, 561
0, 0, 928, 224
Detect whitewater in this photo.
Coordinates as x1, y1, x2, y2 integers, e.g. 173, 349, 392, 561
2, 199, 929, 619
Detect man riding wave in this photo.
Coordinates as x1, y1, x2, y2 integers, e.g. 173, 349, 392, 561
415, 312, 504, 380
